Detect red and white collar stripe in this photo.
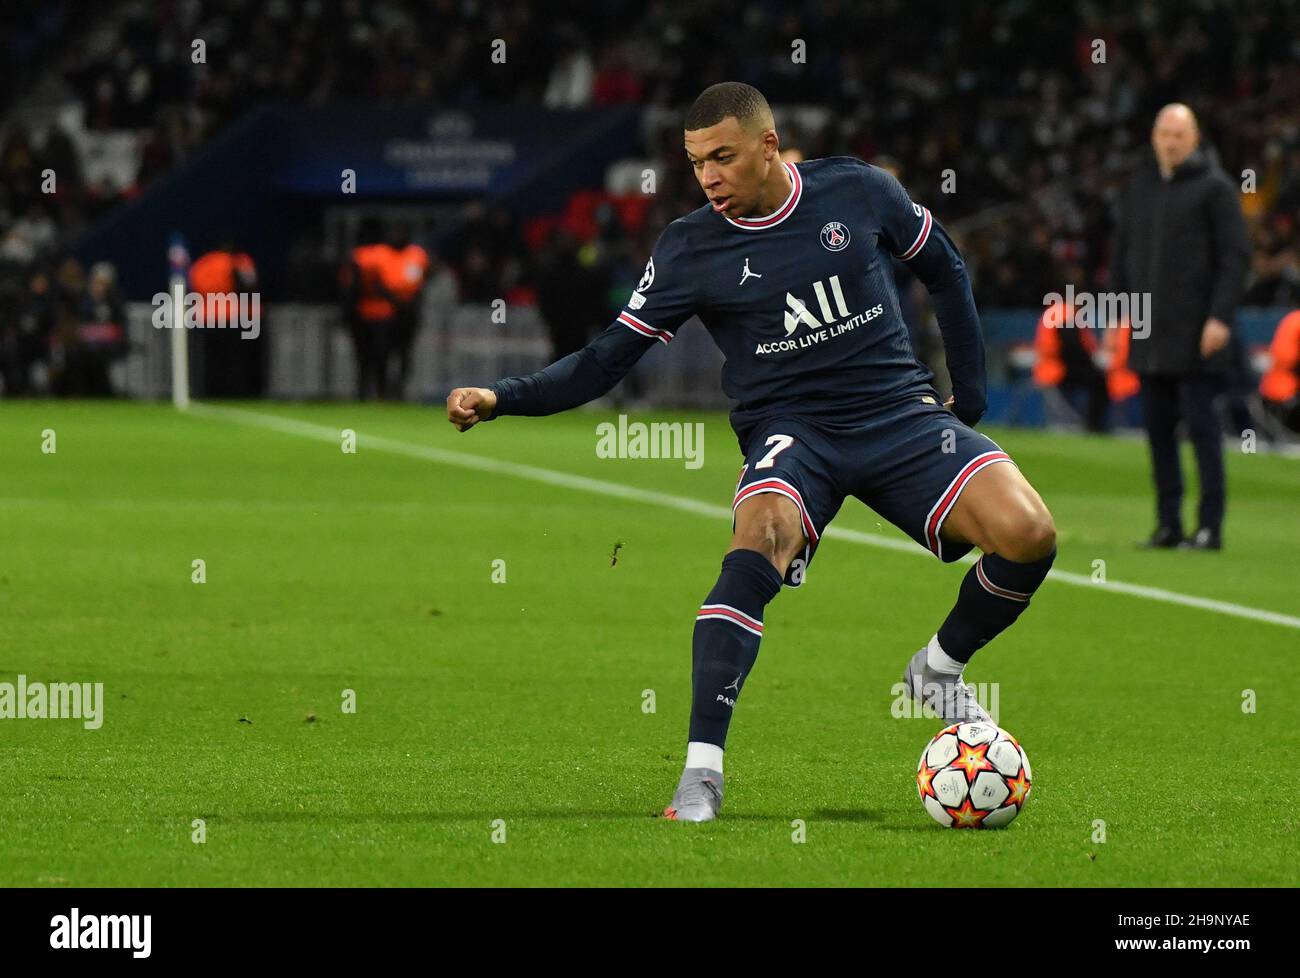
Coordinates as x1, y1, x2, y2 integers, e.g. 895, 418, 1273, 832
723, 161, 802, 231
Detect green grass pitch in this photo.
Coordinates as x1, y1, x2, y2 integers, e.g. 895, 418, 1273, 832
1, 400, 1297, 886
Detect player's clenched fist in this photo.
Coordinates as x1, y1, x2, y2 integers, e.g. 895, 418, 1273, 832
446, 387, 497, 431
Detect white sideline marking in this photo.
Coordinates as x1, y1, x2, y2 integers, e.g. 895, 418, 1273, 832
189, 402, 1300, 631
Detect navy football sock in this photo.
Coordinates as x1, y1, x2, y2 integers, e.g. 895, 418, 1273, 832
935, 548, 1056, 664
688, 549, 783, 749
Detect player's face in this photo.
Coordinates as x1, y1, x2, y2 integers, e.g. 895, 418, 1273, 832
684, 117, 775, 218
1151, 112, 1197, 172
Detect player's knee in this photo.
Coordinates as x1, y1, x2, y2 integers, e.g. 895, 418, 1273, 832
997, 504, 1056, 562
733, 499, 804, 567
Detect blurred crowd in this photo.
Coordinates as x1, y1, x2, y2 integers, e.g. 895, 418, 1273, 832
1, 0, 1298, 398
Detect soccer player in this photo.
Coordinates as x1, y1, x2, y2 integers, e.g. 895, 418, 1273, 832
446, 83, 1056, 822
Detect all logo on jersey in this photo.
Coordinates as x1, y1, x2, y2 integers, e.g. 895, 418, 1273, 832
760, 275, 885, 355
784, 276, 850, 335
739, 258, 762, 285
820, 221, 850, 252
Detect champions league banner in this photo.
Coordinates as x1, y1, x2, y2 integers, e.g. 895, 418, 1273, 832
269, 102, 639, 202
79, 102, 638, 297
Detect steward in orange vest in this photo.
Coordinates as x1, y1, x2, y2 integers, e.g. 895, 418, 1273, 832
1033, 301, 1110, 431
1260, 309, 1300, 432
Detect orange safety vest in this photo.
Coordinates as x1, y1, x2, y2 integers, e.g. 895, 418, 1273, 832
377, 244, 429, 303
190, 250, 256, 327
1106, 322, 1141, 401
1033, 302, 1095, 387
350, 244, 394, 321
1260, 310, 1300, 403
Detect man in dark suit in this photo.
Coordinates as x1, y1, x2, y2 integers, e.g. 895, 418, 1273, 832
1111, 103, 1251, 550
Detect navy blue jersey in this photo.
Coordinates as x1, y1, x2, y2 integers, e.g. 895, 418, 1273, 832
490, 156, 986, 447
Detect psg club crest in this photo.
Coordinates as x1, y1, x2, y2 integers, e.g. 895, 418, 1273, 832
820, 221, 850, 252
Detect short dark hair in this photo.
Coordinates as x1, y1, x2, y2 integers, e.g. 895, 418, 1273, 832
684, 82, 773, 132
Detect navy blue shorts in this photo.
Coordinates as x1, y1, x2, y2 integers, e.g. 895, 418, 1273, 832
731, 397, 1014, 587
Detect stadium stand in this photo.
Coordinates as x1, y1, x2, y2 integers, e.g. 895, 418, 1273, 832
0, 0, 1296, 430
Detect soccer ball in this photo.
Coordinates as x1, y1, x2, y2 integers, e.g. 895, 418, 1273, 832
916, 721, 1032, 828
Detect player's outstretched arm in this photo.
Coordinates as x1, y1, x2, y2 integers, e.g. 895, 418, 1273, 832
446, 387, 497, 431
447, 222, 694, 433
444, 320, 658, 432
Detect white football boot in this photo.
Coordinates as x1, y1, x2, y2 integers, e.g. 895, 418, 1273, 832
663, 767, 724, 822
903, 647, 993, 724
